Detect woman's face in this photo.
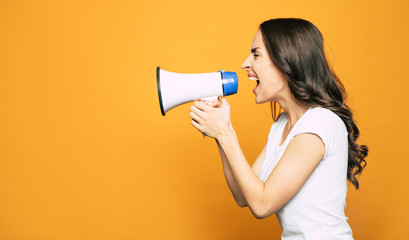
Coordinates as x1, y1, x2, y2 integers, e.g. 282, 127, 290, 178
241, 29, 288, 104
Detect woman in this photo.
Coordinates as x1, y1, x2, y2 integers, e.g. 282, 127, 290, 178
189, 18, 368, 239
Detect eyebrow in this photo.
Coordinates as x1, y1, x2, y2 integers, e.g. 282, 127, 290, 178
251, 47, 261, 53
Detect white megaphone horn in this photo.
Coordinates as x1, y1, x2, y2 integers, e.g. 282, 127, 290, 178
156, 66, 238, 116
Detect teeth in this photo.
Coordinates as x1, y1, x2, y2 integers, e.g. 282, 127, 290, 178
249, 77, 259, 81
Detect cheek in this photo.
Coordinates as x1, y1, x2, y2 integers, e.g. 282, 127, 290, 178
260, 71, 287, 95
254, 59, 288, 93
255, 60, 276, 78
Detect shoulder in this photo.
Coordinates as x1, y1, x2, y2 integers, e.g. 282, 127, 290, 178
294, 107, 347, 156
306, 107, 339, 120
302, 107, 345, 130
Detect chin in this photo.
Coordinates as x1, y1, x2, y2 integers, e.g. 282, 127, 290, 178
254, 97, 264, 104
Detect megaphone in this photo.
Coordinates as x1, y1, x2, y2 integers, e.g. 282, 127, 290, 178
156, 66, 238, 116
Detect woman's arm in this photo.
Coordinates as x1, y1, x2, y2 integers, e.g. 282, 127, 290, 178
190, 99, 267, 208
216, 139, 247, 207
216, 139, 267, 207
218, 129, 324, 219
190, 99, 324, 219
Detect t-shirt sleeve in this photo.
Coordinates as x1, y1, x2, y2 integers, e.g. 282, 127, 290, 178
293, 108, 347, 157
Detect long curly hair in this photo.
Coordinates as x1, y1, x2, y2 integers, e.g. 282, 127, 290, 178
260, 18, 368, 189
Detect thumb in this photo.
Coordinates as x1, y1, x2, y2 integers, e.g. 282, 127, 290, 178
219, 97, 230, 108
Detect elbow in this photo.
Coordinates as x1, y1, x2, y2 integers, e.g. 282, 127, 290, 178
249, 204, 274, 219
251, 209, 270, 220
236, 200, 248, 208
251, 209, 268, 219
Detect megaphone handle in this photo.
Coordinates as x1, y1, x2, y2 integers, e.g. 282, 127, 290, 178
200, 96, 218, 103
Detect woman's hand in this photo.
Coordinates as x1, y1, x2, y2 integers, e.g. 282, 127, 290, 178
189, 97, 233, 139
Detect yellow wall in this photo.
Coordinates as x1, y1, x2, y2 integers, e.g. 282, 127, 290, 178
1, 0, 408, 239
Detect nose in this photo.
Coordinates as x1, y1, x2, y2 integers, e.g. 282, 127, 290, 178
241, 55, 251, 71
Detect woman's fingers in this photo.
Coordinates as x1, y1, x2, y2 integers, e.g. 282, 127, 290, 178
189, 98, 230, 139
193, 100, 213, 112
189, 104, 206, 120
189, 110, 202, 124
190, 99, 216, 121
190, 119, 203, 132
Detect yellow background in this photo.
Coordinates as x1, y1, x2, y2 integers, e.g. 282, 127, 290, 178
1, 0, 408, 239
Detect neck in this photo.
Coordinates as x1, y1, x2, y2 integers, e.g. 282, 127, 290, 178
277, 99, 308, 128
273, 84, 309, 127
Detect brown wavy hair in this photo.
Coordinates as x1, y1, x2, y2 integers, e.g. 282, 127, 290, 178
260, 18, 368, 189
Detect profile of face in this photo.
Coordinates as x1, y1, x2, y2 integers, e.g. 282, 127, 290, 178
241, 29, 288, 104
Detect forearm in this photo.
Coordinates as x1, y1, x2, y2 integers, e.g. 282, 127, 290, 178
216, 139, 248, 207
217, 128, 266, 216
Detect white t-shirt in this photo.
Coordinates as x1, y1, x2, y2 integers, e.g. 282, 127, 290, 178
258, 107, 353, 240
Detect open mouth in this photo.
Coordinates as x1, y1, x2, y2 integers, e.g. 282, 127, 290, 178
249, 76, 260, 93
249, 77, 260, 86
